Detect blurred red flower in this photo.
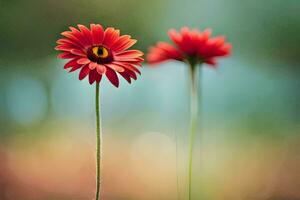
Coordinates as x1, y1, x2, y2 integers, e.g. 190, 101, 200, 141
55, 24, 144, 87
147, 27, 231, 67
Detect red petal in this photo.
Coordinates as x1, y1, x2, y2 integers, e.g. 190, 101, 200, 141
125, 69, 137, 80
96, 64, 106, 74
111, 35, 130, 50
64, 59, 78, 69
69, 63, 84, 72
77, 58, 90, 65
118, 71, 132, 83
90, 24, 104, 45
95, 73, 102, 83
79, 65, 90, 80
61, 30, 86, 48
114, 56, 144, 62
78, 24, 92, 45
57, 52, 77, 59
89, 69, 102, 84
70, 49, 86, 57
89, 69, 97, 84
114, 39, 137, 52
88, 62, 98, 70
105, 67, 119, 87
113, 62, 141, 75
105, 64, 125, 72
102, 28, 120, 47
55, 44, 73, 51
68, 27, 90, 48
114, 50, 144, 58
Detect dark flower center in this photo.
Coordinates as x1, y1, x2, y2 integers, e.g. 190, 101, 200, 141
87, 46, 113, 64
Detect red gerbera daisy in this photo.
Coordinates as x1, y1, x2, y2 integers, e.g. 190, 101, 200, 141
147, 27, 231, 67
55, 24, 144, 87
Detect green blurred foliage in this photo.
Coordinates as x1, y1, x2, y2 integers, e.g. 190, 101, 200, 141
0, 0, 300, 67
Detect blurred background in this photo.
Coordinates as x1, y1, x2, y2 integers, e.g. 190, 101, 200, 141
0, 0, 300, 199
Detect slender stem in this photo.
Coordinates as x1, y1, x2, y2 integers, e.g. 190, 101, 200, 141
188, 64, 200, 200
95, 82, 102, 200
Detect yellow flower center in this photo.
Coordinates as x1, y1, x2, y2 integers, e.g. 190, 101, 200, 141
87, 45, 113, 64
92, 46, 109, 59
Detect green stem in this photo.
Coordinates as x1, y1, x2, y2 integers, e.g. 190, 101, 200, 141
188, 64, 200, 200
95, 82, 102, 200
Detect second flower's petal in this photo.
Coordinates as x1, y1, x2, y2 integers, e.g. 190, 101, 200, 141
214, 43, 232, 56
157, 42, 183, 59
168, 29, 182, 45
147, 42, 183, 64
180, 27, 194, 53
204, 58, 217, 66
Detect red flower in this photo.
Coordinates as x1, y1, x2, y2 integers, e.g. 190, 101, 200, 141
147, 27, 231, 67
55, 24, 144, 87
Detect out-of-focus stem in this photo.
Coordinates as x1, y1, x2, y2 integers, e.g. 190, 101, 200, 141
188, 63, 200, 200
175, 133, 180, 200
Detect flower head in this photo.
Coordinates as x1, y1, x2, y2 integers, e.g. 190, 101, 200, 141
147, 27, 231, 67
55, 24, 144, 87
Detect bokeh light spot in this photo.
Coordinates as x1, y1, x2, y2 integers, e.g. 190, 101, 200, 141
5, 76, 47, 125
